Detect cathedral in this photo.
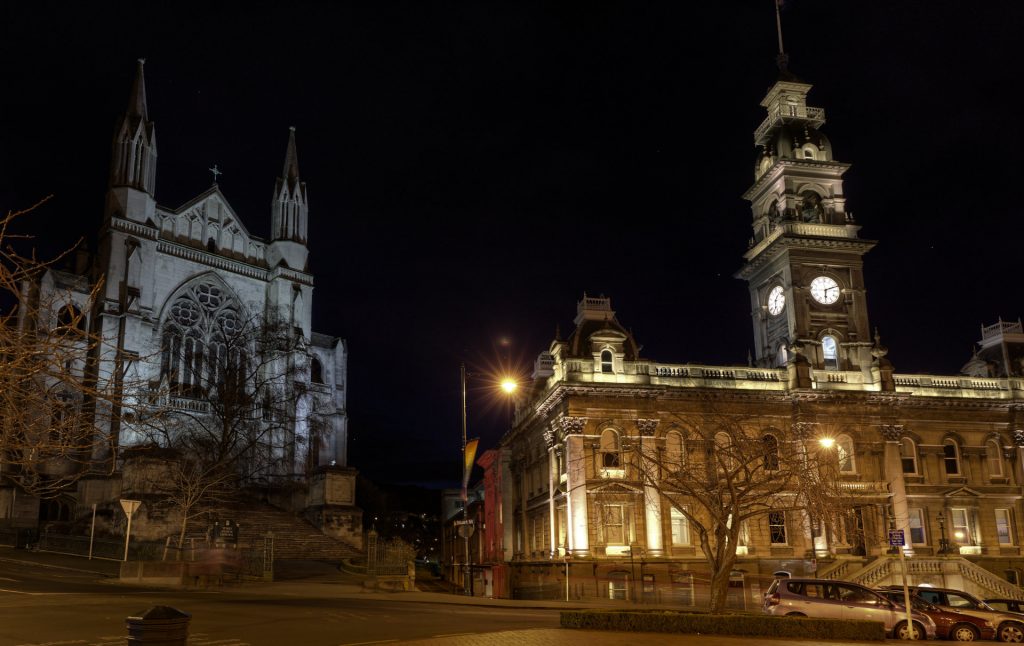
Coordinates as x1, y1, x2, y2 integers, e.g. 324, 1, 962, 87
0, 60, 357, 546
473, 59, 1024, 605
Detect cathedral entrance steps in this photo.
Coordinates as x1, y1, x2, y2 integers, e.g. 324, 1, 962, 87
196, 505, 363, 561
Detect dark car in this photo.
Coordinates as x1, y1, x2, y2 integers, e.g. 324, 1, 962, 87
877, 589, 995, 641
882, 585, 1024, 643
987, 599, 1024, 615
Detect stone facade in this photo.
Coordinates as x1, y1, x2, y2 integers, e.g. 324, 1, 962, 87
0, 60, 356, 543
485, 67, 1024, 606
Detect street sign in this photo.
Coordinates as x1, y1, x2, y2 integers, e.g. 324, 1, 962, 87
454, 520, 474, 526
888, 529, 905, 547
457, 524, 475, 538
119, 499, 141, 515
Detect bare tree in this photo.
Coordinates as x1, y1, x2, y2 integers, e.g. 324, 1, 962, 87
133, 310, 315, 545
631, 397, 857, 613
0, 199, 130, 499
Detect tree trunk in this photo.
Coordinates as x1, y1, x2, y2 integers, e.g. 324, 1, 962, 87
708, 559, 736, 613
177, 513, 189, 561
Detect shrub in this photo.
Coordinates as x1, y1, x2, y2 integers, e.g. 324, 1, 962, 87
560, 610, 886, 641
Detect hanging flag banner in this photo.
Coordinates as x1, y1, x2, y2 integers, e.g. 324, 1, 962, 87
461, 438, 479, 501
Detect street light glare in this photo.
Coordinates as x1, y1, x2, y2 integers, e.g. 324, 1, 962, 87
501, 378, 517, 394
818, 437, 835, 449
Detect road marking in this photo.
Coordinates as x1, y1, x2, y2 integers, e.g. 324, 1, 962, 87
432, 633, 476, 638
0, 576, 18, 581
337, 641, 398, 646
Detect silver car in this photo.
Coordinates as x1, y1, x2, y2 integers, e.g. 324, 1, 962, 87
764, 578, 937, 640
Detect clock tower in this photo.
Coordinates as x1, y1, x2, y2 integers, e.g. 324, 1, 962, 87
735, 61, 876, 378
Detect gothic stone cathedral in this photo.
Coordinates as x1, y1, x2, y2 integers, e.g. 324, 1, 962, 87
0, 61, 358, 546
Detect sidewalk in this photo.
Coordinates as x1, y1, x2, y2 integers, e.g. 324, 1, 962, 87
0, 545, 121, 577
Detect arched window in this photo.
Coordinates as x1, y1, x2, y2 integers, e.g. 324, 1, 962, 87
311, 357, 324, 384
776, 343, 789, 367
56, 304, 86, 333
900, 437, 919, 474
600, 429, 621, 468
836, 434, 855, 473
762, 434, 779, 471
600, 350, 614, 373
943, 439, 962, 476
714, 432, 733, 472
987, 439, 1004, 477
664, 431, 684, 472
803, 148, 814, 159
822, 335, 839, 370
160, 281, 245, 397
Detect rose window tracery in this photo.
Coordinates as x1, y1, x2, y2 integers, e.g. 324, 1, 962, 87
160, 281, 246, 397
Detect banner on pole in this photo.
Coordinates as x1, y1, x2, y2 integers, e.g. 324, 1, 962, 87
461, 438, 479, 501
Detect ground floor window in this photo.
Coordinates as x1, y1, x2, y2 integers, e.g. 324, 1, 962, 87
608, 571, 628, 600
769, 511, 787, 545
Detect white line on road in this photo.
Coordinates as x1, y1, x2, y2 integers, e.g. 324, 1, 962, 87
432, 633, 476, 638
337, 640, 398, 646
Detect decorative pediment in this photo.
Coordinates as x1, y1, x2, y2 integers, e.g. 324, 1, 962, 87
588, 482, 643, 495
943, 486, 983, 499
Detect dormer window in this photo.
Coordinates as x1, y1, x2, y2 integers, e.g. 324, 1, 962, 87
600, 350, 614, 373
803, 149, 814, 159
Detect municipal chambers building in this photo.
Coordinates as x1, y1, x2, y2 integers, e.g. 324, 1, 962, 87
482, 65, 1024, 605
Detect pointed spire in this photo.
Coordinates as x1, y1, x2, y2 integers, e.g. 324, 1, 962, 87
271, 127, 308, 244
282, 126, 300, 188
109, 59, 157, 195
128, 58, 149, 122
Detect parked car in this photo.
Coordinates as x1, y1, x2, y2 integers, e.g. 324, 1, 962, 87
986, 599, 1024, 615
882, 585, 1024, 643
763, 578, 937, 640
876, 588, 995, 641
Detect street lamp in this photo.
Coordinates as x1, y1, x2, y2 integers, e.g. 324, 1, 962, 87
459, 362, 518, 596
937, 512, 950, 555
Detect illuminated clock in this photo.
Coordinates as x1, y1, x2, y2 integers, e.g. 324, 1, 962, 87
767, 285, 785, 315
809, 276, 840, 304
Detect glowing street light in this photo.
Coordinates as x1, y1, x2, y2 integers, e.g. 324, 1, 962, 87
818, 437, 835, 449
500, 377, 517, 394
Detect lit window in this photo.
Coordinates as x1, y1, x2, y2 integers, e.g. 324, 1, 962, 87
943, 440, 961, 476
951, 508, 972, 545
900, 438, 918, 474
996, 509, 1013, 545
608, 571, 628, 600
769, 511, 787, 545
671, 508, 690, 546
822, 336, 838, 370
908, 508, 925, 544
987, 439, 1004, 477
600, 350, 614, 373
836, 434, 855, 473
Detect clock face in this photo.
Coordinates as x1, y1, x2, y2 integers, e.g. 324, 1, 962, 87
767, 285, 785, 315
810, 276, 840, 304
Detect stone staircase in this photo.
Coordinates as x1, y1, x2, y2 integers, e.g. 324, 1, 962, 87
188, 505, 362, 561
840, 555, 1024, 601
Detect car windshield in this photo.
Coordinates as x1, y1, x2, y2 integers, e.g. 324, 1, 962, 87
882, 592, 931, 611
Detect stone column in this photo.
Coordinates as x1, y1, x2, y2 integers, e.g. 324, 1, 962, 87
546, 429, 558, 558
638, 419, 664, 557
560, 415, 590, 557
880, 425, 913, 557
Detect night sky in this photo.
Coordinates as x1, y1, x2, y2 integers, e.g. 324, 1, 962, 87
3, 1, 1023, 489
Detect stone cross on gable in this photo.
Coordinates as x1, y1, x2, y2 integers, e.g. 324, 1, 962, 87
209, 164, 222, 184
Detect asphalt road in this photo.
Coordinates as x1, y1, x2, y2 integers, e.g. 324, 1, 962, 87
0, 560, 561, 645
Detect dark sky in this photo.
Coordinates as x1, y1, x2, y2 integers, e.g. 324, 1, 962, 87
3, 1, 1023, 489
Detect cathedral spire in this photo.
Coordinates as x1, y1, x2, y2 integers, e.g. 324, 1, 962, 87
271, 127, 308, 246
109, 59, 157, 195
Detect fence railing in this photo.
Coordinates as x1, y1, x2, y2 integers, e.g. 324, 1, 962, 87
366, 531, 414, 576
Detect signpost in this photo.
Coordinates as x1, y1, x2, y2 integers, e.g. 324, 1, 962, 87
889, 529, 915, 640
120, 499, 141, 562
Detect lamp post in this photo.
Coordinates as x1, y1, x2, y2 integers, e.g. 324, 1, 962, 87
937, 512, 950, 555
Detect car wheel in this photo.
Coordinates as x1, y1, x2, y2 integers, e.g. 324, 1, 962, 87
1000, 623, 1024, 643
895, 621, 924, 641
784, 612, 806, 617
950, 623, 979, 642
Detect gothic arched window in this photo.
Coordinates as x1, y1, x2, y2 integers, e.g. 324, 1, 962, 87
160, 281, 245, 397
311, 357, 324, 384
